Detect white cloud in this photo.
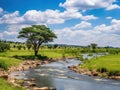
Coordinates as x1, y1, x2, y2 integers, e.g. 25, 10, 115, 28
111, 19, 120, 24
106, 4, 120, 10
4, 31, 18, 35
0, 9, 97, 25
22, 9, 97, 24
81, 15, 98, 20
0, 8, 3, 13
0, 11, 24, 24
23, 9, 65, 24
106, 16, 112, 19
54, 19, 120, 47
95, 19, 120, 33
0, 24, 30, 41
72, 21, 92, 29
60, 0, 120, 11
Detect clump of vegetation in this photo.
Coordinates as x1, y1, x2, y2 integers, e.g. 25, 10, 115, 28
108, 70, 120, 76
0, 41, 10, 52
88, 53, 93, 56
97, 67, 108, 73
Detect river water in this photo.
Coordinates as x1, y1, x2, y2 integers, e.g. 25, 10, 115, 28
10, 59, 120, 90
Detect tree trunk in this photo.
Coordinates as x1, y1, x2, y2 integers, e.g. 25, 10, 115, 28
34, 50, 38, 56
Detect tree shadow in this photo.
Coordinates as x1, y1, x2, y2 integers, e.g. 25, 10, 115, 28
13, 54, 48, 61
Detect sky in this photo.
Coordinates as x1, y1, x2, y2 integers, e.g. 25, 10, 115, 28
0, 0, 120, 47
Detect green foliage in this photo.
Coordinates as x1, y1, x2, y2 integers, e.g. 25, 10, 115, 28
17, 45, 22, 50
0, 42, 10, 52
13, 55, 48, 60
81, 54, 120, 76
26, 39, 32, 50
88, 53, 93, 56
108, 70, 120, 76
0, 57, 21, 70
0, 78, 24, 90
53, 44, 58, 49
18, 25, 57, 56
108, 48, 119, 54
97, 67, 108, 73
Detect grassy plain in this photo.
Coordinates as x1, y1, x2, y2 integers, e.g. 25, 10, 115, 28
0, 45, 120, 90
0, 48, 76, 69
80, 53, 120, 76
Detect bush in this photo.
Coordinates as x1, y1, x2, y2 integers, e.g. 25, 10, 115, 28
0, 42, 10, 52
97, 67, 108, 73
108, 70, 120, 76
0, 61, 8, 70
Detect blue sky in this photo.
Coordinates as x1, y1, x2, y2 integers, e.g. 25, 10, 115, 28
0, 0, 120, 47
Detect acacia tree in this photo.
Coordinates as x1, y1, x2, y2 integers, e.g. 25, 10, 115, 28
18, 25, 57, 56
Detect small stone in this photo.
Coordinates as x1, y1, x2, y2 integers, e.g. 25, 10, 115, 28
49, 87, 56, 90
34, 87, 49, 90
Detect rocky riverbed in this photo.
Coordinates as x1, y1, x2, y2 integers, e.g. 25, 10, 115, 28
0, 60, 57, 90
68, 65, 120, 80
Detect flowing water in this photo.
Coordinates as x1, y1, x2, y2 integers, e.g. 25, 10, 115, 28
10, 59, 120, 90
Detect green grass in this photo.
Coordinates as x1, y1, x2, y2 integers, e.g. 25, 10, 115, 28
0, 78, 24, 90
80, 53, 120, 76
0, 57, 21, 70
0, 48, 75, 69
39, 49, 74, 59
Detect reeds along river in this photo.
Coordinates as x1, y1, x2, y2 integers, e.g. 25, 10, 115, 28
10, 59, 120, 90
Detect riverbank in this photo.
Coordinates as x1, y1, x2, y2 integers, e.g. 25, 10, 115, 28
0, 57, 74, 90
0, 59, 57, 90
0, 47, 77, 90
68, 54, 120, 80
68, 65, 120, 80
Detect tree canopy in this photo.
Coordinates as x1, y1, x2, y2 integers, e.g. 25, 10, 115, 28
18, 25, 57, 56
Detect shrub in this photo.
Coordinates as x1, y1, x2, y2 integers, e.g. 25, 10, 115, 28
17, 45, 22, 50
0, 61, 8, 70
108, 70, 120, 76
0, 42, 10, 52
97, 67, 108, 73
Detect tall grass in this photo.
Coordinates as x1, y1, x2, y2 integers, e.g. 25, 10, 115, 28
80, 54, 120, 76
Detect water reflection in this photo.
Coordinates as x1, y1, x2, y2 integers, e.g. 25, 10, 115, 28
25, 69, 54, 87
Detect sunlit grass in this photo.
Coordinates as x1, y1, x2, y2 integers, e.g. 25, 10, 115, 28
81, 54, 120, 75
0, 56, 22, 70
0, 78, 24, 90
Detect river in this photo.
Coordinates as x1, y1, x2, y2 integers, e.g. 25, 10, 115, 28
10, 59, 120, 90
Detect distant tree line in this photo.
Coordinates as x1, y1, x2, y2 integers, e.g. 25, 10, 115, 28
0, 40, 10, 52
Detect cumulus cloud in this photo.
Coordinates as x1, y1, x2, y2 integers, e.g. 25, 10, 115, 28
72, 21, 92, 29
0, 9, 97, 25
106, 4, 120, 10
54, 19, 120, 47
60, 0, 120, 11
0, 8, 3, 13
94, 19, 120, 34
0, 11, 24, 24
106, 16, 112, 19
23, 9, 65, 24
81, 15, 98, 20
0, 8, 97, 43
0, 24, 30, 41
